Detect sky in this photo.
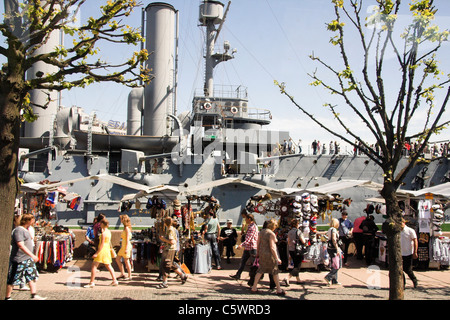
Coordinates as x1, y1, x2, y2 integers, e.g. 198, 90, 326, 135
1, 0, 450, 153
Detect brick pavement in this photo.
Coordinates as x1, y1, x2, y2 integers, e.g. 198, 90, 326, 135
8, 255, 450, 301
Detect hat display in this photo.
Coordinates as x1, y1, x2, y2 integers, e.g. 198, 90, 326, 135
301, 192, 310, 202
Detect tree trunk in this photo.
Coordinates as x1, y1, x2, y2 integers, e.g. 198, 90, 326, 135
0, 83, 23, 300
381, 182, 404, 300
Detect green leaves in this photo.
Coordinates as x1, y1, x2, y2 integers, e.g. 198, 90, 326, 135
327, 19, 345, 32
1, 0, 151, 97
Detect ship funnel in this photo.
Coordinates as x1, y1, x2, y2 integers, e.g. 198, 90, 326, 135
142, 2, 177, 137
127, 87, 143, 136
23, 24, 60, 138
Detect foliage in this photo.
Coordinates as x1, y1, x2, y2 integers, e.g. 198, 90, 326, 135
276, 0, 449, 186
0, 0, 151, 114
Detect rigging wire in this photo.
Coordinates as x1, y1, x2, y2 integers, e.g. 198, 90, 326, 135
264, 0, 325, 105
224, 25, 276, 81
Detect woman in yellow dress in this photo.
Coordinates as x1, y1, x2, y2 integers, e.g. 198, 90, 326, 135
84, 218, 118, 288
116, 214, 132, 281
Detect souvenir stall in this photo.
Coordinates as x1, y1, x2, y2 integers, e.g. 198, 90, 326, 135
119, 185, 222, 274
119, 186, 180, 271
413, 183, 450, 269
365, 182, 450, 270
245, 188, 354, 270
17, 182, 78, 272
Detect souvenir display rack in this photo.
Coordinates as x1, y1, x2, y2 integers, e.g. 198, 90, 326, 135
122, 194, 221, 273
245, 192, 352, 270
33, 220, 75, 272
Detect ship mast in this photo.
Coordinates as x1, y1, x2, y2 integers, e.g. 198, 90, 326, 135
200, 1, 234, 98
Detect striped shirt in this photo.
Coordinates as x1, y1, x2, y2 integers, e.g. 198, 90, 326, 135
242, 222, 258, 250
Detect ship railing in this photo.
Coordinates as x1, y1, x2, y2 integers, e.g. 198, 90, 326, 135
194, 84, 248, 100
246, 108, 272, 121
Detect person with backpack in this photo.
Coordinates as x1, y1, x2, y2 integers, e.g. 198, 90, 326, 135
283, 219, 307, 286
325, 218, 343, 286
338, 210, 354, 266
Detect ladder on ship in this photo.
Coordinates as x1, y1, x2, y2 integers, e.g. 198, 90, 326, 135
322, 156, 346, 179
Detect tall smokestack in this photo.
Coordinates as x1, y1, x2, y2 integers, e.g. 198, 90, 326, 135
23, 29, 60, 138
143, 3, 177, 137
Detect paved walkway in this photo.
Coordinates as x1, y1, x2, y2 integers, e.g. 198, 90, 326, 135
9, 256, 450, 301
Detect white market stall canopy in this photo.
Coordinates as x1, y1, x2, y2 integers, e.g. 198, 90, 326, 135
180, 178, 285, 197
397, 182, 450, 199
280, 180, 383, 197
20, 174, 179, 195
120, 185, 180, 202
364, 182, 450, 201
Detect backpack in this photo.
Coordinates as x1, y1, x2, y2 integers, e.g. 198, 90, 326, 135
294, 229, 307, 256
146, 198, 153, 209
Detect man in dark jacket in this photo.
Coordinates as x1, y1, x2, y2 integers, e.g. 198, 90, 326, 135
360, 215, 378, 265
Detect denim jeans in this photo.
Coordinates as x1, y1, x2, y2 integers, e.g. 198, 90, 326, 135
205, 233, 221, 268
325, 268, 339, 284
236, 249, 257, 278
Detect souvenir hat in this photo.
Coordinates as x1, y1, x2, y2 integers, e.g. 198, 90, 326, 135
302, 193, 310, 202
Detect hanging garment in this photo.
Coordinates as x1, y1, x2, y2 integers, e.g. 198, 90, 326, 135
194, 243, 212, 274
418, 200, 431, 219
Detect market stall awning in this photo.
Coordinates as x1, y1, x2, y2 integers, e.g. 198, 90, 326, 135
120, 185, 180, 202
181, 178, 284, 196
398, 182, 450, 199
20, 174, 172, 194
307, 180, 383, 195
280, 180, 383, 197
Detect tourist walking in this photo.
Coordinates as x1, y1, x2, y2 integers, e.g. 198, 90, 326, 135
93, 213, 105, 250
116, 214, 133, 281
6, 213, 46, 300
324, 218, 342, 286
157, 217, 188, 289
84, 218, 118, 288
401, 219, 419, 288
230, 213, 258, 280
251, 219, 285, 296
283, 219, 306, 286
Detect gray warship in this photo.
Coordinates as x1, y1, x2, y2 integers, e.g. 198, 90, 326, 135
18, 1, 449, 230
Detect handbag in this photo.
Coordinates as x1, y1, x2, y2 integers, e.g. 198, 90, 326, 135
327, 228, 344, 251
294, 229, 307, 256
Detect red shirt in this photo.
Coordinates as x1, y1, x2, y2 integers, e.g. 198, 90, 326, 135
353, 216, 366, 233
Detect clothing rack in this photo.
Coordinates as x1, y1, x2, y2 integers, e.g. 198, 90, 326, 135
34, 233, 74, 272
